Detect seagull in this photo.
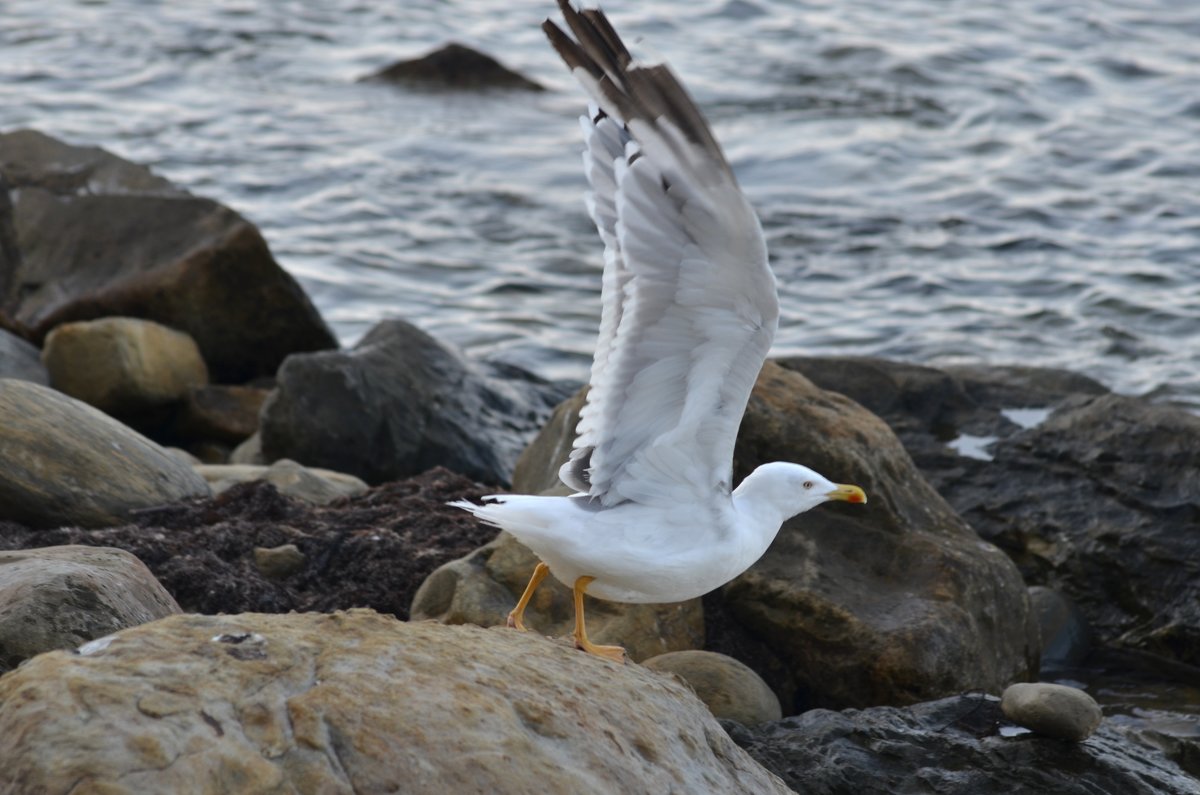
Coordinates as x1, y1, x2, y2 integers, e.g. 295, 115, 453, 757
452, 0, 866, 662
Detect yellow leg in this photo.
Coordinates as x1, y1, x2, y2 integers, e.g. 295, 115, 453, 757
572, 576, 626, 663
507, 562, 550, 631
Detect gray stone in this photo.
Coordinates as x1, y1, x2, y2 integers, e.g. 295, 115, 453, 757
362, 43, 544, 91
0, 379, 211, 528
42, 317, 208, 413
253, 544, 306, 580
0, 129, 336, 382
0, 327, 47, 384
260, 319, 576, 486
229, 430, 265, 465
1001, 682, 1103, 741
195, 459, 368, 504
0, 611, 791, 794
727, 694, 1197, 794
1030, 586, 1091, 670
0, 545, 180, 672
643, 650, 782, 726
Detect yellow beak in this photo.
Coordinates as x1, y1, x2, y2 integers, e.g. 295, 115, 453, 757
826, 483, 867, 504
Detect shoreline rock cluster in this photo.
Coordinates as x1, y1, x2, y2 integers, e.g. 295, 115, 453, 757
2, 130, 1199, 792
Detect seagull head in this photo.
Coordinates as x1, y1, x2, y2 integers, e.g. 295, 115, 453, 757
733, 461, 867, 522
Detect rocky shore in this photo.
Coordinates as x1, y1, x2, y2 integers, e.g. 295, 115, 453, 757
2, 131, 1199, 793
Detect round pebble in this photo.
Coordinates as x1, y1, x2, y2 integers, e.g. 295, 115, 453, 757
1001, 682, 1102, 741
642, 650, 782, 725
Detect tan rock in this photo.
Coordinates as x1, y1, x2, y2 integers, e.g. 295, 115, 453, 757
509, 361, 1038, 708
412, 532, 704, 663
1001, 682, 1103, 741
229, 430, 266, 464
195, 459, 368, 504
42, 317, 208, 413
252, 544, 306, 580
0, 610, 791, 794
0, 546, 180, 672
643, 650, 782, 725
0, 379, 211, 528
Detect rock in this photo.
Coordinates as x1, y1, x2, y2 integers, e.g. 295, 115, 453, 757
195, 459, 368, 504
0, 545, 180, 672
0, 611, 790, 794
0, 327, 47, 384
783, 357, 1200, 668
0, 469, 498, 619
1030, 586, 1091, 670
41, 317, 208, 414
0, 379, 211, 528
0, 129, 337, 382
518, 361, 1038, 710
412, 532, 705, 663
174, 384, 271, 444
253, 544, 306, 580
726, 694, 1198, 795
643, 650, 782, 726
260, 319, 576, 486
362, 43, 544, 91
1001, 682, 1103, 741
229, 430, 266, 465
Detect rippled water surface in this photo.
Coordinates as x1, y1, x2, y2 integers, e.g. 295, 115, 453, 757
2, 0, 1198, 405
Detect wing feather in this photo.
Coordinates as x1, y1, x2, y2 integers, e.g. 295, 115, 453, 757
547, 2, 778, 507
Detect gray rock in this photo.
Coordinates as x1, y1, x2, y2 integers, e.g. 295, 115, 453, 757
0, 611, 791, 794
0, 545, 180, 672
0, 379, 211, 528
253, 544, 306, 580
643, 650, 782, 726
0, 129, 336, 382
229, 430, 266, 465
42, 317, 208, 413
362, 43, 544, 91
0, 327, 47, 384
782, 356, 1200, 668
727, 694, 1199, 795
195, 459, 368, 504
1030, 586, 1091, 670
260, 319, 576, 486
1001, 682, 1103, 741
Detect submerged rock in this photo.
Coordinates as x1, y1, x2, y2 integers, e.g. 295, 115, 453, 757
0, 611, 790, 794
727, 694, 1198, 795
513, 361, 1038, 711
362, 43, 544, 91
0, 545, 180, 672
0, 379, 210, 528
260, 319, 576, 486
0, 129, 336, 382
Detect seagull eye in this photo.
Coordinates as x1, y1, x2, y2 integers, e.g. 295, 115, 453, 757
802, 481, 814, 490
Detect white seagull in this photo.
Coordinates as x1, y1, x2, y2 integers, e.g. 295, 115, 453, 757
453, 0, 866, 662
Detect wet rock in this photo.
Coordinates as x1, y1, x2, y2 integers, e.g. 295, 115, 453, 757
0, 469, 497, 619
362, 43, 544, 91
0, 327, 47, 384
0, 129, 337, 382
0, 545, 180, 672
253, 544, 305, 580
1030, 586, 1091, 670
727, 694, 1197, 795
1001, 682, 1103, 741
411, 532, 704, 663
260, 319, 576, 486
786, 357, 1200, 668
41, 317, 208, 414
0, 379, 210, 528
643, 650, 782, 726
0, 611, 789, 794
195, 459, 368, 504
515, 361, 1038, 710
175, 384, 270, 444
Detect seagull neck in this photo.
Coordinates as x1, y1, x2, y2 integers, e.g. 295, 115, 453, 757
730, 468, 790, 550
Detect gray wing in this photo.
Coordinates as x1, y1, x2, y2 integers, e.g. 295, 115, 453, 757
546, 2, 778, 507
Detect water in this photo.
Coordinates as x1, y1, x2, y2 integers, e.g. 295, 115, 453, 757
2, 0, 1198, 408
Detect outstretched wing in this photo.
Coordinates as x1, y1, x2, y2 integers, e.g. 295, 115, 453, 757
546, 2, 778, 508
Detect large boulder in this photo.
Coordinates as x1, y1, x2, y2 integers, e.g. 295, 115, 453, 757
259, 319, 576, 486
0, 379, 210, 528
0, 611, 791, 794
0, 129, 336, 382
411, 532, 705, 663
41, 317, 208, 414
784, 356, 1200, 668
726, 694, 1199, 795
0, 545, 179, 672
514, 361, 1038, 711
0, 327, 46, 384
